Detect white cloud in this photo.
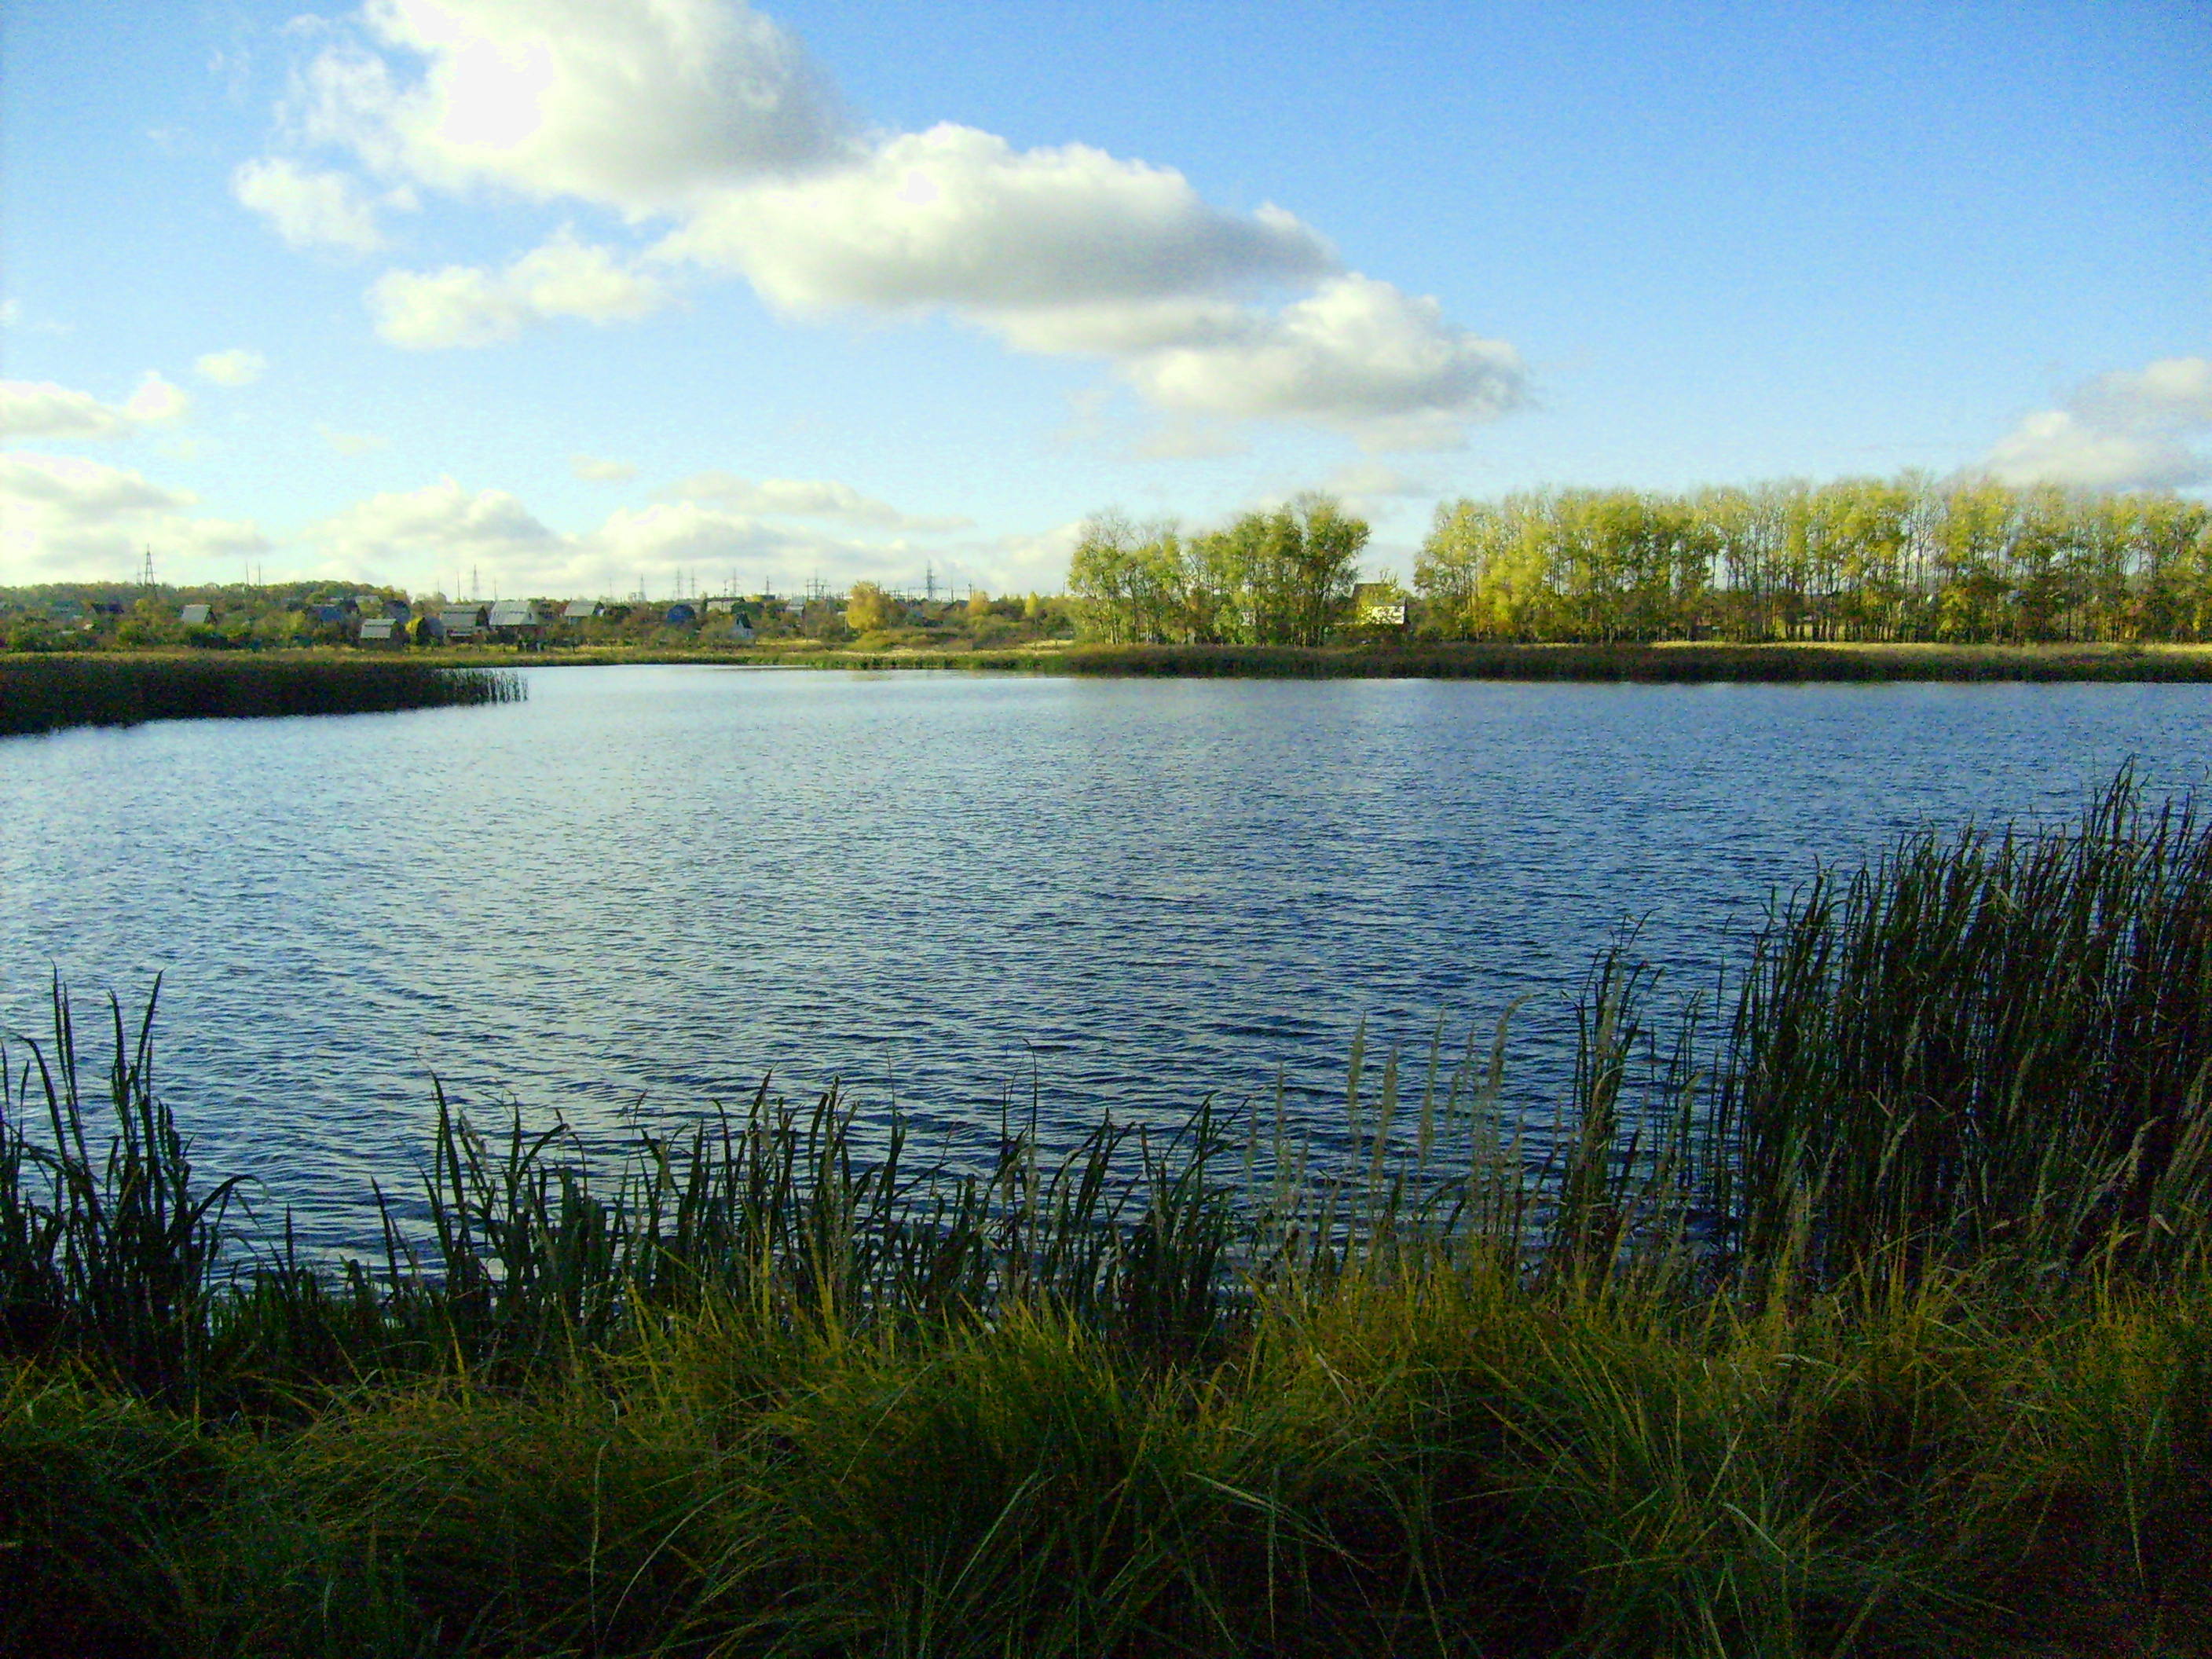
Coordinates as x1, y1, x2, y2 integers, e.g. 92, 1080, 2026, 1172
1117, 275, 1525, 449
244, 0, 1525, 447
300, 472, 936, 592
370, 229, 670, 347
665, 471, 971, 530
309, 476, 556, 560
657, 123, 1333, 315
1983, 356, 2212, 491
570, 453, 638, 482
1, 373, 190, 440
2, 382, 130, 440
123, 372, 192, 426
0, 452, 266, 579
194, 347, 269, 386
232, 156, 391, 252
284, 0, 848, 216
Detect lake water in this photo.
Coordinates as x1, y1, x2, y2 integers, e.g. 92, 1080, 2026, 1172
2, 666, 2207, 1254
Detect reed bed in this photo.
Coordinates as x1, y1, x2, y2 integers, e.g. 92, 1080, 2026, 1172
3, 777, 2210, 1655
1057, 640, 2212, 683
0, 655, 523, 735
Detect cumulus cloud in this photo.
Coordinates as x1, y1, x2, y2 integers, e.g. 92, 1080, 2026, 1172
194, 348, 268, 386
657, 123, 1333, 315
307, 476, 561, 569
370, 229, 671, 346
303, 0, 849, 213
0, 452, 266, 579
570, 453, 639, 482
1116, 276, 1525, 449
0, 373, 190, 440
240, 0, 1526, 447
302, 472, 931, 592
123, 373, 192, 425
231, 156, 393, 252
1983, 356, 2212, 491
664, 471, 972, 530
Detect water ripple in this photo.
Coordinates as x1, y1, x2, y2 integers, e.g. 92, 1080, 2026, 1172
2, 670, 2207, 1254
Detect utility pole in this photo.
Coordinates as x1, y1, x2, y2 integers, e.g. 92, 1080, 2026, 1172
138, 544, 156, 590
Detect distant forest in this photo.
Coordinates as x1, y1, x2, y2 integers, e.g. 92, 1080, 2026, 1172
1421, 475, 2212, 644
1071, 476, 2212, 646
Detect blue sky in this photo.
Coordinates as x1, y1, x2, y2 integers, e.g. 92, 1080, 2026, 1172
2, 0, 2206, 599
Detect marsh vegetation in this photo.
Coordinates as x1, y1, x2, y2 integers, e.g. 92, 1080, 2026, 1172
0, 656, 524, 736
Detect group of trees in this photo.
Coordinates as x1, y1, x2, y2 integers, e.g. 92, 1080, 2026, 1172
1068, 494, 1372, 646
1416, 475, 2212, 645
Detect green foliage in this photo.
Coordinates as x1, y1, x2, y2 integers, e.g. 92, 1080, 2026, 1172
1070, 495, 1371, 646
846, 580, 899, 634
1416, 474, 2212, 645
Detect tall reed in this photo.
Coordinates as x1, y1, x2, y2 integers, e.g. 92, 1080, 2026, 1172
0, 657, 522, 736
1708, 773, 2212, 1284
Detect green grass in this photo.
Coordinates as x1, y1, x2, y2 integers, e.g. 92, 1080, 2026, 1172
3, 775, 2211, 1655
1051, 640, 2212, 683
0, 655, 524, 736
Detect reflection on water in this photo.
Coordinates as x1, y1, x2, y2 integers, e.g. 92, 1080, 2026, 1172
2, 667, 2206, 1253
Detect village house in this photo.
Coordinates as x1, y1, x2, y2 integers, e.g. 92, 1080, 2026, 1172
438, 602, 489, 641
487, 599, 548, 644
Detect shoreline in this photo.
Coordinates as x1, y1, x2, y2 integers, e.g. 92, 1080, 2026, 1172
15, 637, 2212, 689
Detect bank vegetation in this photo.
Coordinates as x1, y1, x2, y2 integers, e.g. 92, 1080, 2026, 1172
0, 656, 523, 737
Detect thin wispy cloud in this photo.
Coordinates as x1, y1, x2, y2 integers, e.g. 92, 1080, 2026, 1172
662, 471, 972, 531
194, 348, 268, 386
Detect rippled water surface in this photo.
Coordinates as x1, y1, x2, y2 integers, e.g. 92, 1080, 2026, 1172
2, 667, 2207, 1250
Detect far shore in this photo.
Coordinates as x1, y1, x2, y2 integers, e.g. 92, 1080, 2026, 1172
10, 643, 2212, 734
355, 637, 2212, 683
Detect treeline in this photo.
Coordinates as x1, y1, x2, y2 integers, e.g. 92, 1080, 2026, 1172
1419, 474, 2212, 644
1067, 493, 1372, 646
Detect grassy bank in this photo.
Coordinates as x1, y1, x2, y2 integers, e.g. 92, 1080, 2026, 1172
0, 655, 525, 737
463, 639, 2212, 682
3, 778, 2210, 1655
1053, 639, 2212, 683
